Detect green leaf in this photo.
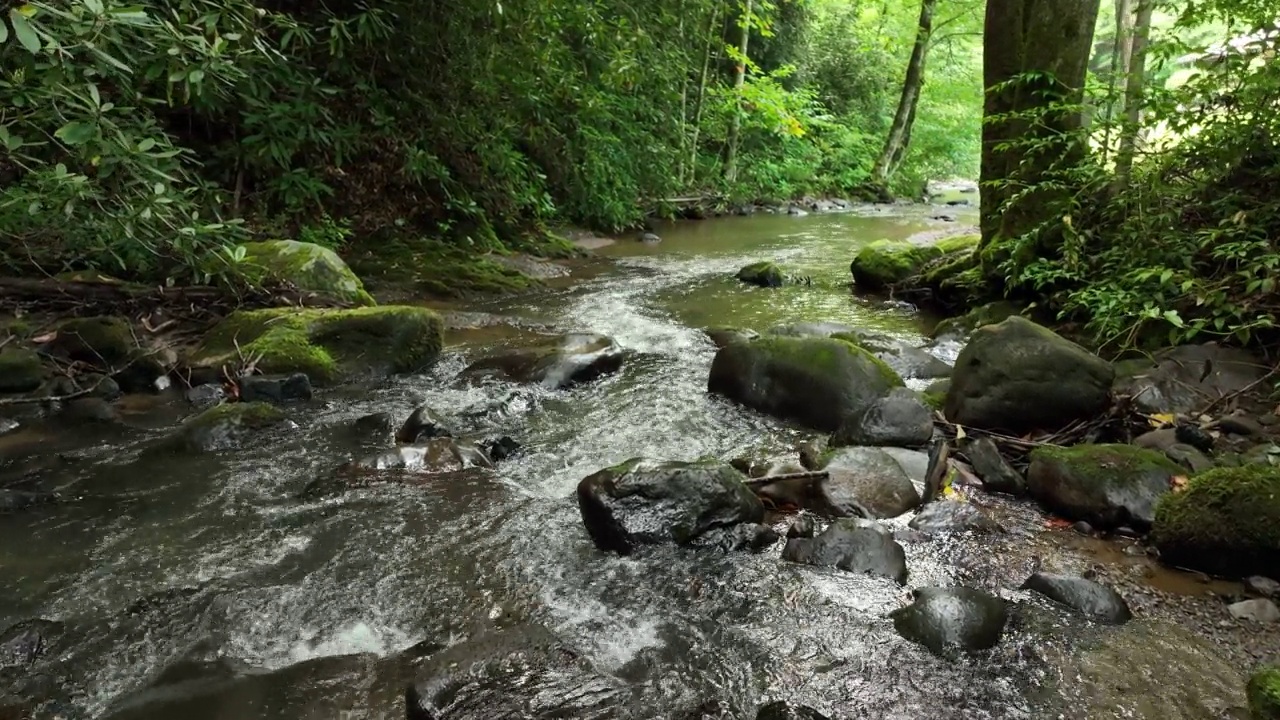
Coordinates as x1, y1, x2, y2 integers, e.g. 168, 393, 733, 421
54, 121, 96, 145
1162, 310, 1184, 328
187, 68, 205, 84
137, 138, 156, 152
83, 0, 103, 14
0, 16, 9, 44
9, 9, 40, 53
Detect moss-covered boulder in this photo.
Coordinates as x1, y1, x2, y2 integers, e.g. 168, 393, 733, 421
237, 240, 375, 306
49, 316, 135, 365
1028, 444, 1184, 530
935, 233, 980, 254
736, 262, 785, 288
1249, 666, 1280, 720
932, 301, 1024, 341
946, 317, 1114, 434
831, 330, 952, 380
708, 336, 903, 432
0, 348, 46, 393
703, 327, 760, 349
160, 402, 289, 453
1151, 466, 1280, 579
850, 240, 942, 290
190, 306, 443, 385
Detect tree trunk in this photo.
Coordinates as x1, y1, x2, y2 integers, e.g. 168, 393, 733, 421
871, 0, 938, 187
722, 0, 753, 184
1099, 0, 1134, 161
688, 1, 723, 186
980, 0, 1102, 265
1112, 0, 1153, 191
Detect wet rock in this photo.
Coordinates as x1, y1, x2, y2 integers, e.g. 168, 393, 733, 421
236, 373, 312, 404
0, 619, 62, 668
190, 306, 443, 385
833, 330, 952, 381
1072, 521, 1095, 535
703, 327, 759, 349
782, 518, 908, 583
350, 411, 395, 439
1249, 666, 1280, 720
766, 321, 855, 338
798, 438, 827, 471
396, 405, 454, 443
737, 262, 785, 288
351, 437, 493, 474
47, 316, 135, 365
1133, 428, 1179, 452
755, 701, 831, 720
184, 383, 226, 410
787, 515, 817, 539
817, 447, 921, 519
0, 489, 58, 512
1152, 465, 1280, 578
640, 232, 662, 243
1174, 423, 1215, 454
787, 206, 808, 216
1163, 443, 1214, 473
487, 253, 570, 280
235, 239, 374, 306
1027, 444, 1183, 530
160, 402, 289, 453
945, 317, 1114, 434
832, 387, 933, 448
1217, 414, 1264, 437
1020, 572, 1132, 624
1245, 576, 1280, 599
961, 436, 1025, 496
576, 459, 763, 555
74, 372, 122, 400
909, 500, 1003, 535
61, 397, 119, 424
850, 240, 943, 290
890, 587, 1008, 655
931, 301, 1023, 341
466, 333, 626, 390
881, 447, 929, 485
708, 335, 902, 432
0, 348, 46, 393
1113, 343, 1265, 415
695, 523, 780, 553
1228, 598, 1280, 624
483, 436, 521, 462
0, 417, 17, 436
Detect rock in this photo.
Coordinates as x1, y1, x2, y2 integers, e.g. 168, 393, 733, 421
61, 397, 119, 424
350, 412, 395, 439
787, 206, 808, 216
961, 436, 1026, 496
185, 383, 226, 410
486, 253, 570, 280
160, 402, 289, 453
737, 262, 785, 288
1152, 465, 1280, 578
1027, 444, 1182, 531
1164, 443, 1214, 473
945, 317, 1114, 433
798, 438, 828, 471
1175, 423, 1215, 453
766, 321, 855, 338
236, 373, 312, 404
465, 333, 625, 390
395, 404, 454, 443
0, 417, 17, 436
483, 436, 521, 462
782, 518, 908, 583
1020, 572, 1132, 624
0, 619, 62, 668
1229, 598, 1280, 624
76, 373, 122, 400
909, 500, 1003, 535
0, 348, 45, 393
350, 437, 492, 474
931, 301, 1023, 341
47, 316, 134, 364
695, 523, 780, 553
708, 336, 902, 432
704, 327, 759, 349
1249, 666, 1280, 720
787, 515, 817, 539
1072, 521, 1095, 535
881, 446, 930, 486
755, 702, 831, 720
920, 379, 949, 411
850, 240, 942, 289
1245, 576, 1280, 599
832, 329, 952, 381
1133, 428, 1180, 452
890, 587, 1008, 655
1115, 344, 1267, 415
832, 387, 933, 448
191, 306, 443, 385
235, 239, 374, 306
817, 447, 921, 519
576, 459, 763, 555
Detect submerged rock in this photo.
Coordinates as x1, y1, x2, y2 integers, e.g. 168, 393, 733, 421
850, 240, 942, 289
1020, 572, 1132, 624
236, 372, 312, 404
1249, 666, 1280, 720
695, 523, 781, 553
396, 405, 454, 443
817, 447, 921, 519
465, 333, 625, 390
576, 459, 763, 555
0, 348, 45, 393
235, 239, 375, 306
782, 518, 908, 583
159, 402, 289, 453
891, 587, 1008, 656
0, 619, 63, 668
1027, 444, 1183, 530
961, 436, 1026, 496
1152, 465, 1280, 579
351, 438, 492, 474
708, 336, 902, 432
832, 387, 933, 448
945, 317, 1114, 434
755, 702, 831, 720
0, 488, 58, 512
703, 327, 759, 349
1114, 343, 1266, 415
737, 261, 785, 288
909, 500, 1003, 535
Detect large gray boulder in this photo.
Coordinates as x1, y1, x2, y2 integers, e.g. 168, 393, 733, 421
945, 317, 1114, 433
832, 387, 934, 448
782, 518, 908, 583
1113, 343, 1267, 415
891, 587, 1008, 656
1027, 444, 1183, 530
817, 447, 922, 519
708, 336, 902, 432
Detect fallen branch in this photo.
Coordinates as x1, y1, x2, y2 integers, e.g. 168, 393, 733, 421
743, 470, 829, 488
0, 374, 113, 406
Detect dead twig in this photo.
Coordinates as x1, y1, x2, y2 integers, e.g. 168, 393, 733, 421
743, 470, 829, 488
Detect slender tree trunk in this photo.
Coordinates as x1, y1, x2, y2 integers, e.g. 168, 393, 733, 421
723, 0, 753, 184
871, 0, 938, 187
688, 1, 723, 186
1113, 0, 1153, 190
1100, 0, 1133, 162
677, 0, 690, 185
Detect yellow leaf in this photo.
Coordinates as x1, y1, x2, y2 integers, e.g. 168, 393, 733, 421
954, 425, 967, 440
16, 4, 37, 17
1147, 412, 1176, 428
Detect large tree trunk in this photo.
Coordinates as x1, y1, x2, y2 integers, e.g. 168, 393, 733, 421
1112, 0, 1154, 190
980, 0, 1102, 263
722, 0, 752, 184
871, 0, 938, 187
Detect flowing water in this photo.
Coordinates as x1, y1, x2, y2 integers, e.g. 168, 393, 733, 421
0, 204, 1252, 720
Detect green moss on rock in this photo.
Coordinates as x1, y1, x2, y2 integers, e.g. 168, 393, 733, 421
346, 236, 539, 299
51, 316, 135, 364
191, 306, 443, 384
1249, 666, 1280, 720
1027, 444, 1184, 529
1152, 465, 1280, 579
935, 233, 980, 254
236, 240, 375, 306
0, 348, 46, 393
737, 261, 785, 288
161, 402, 289, 453
932, 301, 1024, 340
850, 240, 943, 290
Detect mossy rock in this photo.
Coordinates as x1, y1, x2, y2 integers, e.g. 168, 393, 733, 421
1249, 666, 1280, 720
1151, 465, 1280, 579
921, 378, 950, 411
236, 240, 375, 306
190, 306, 443, 385
932, 301, 1024, 340
736, 262, 785, 288
0, 348, 46, 393
50, 316, 135, 365
1027, 444, 1184, 530
935, 233, 980, 254
850, 240, 942, 290
159, 402, 289, 453
346, 236, 539, 299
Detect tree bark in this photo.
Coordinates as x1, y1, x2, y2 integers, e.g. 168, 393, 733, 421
1099, 0, 1134, 161
688, 1, 723, 186
722, 0, 753, 184
1112, 0, 1153, 191
871, 0, 938, 187
980, 0, 1102, 268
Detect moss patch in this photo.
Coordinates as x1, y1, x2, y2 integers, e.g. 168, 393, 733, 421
0, 348, 46, 393
234, 240, 375, 307
161, 402, 289, 453
850, 240, 943, 290
935, 233, 980, 254
346, 235, 541, 299
191, 305, 444, 384
1027, 443, 1183, 529
51, 316, 135, 364
1152, 465, 1280, 579
933, 301, 1024, 339
754, 336, 904, 389
1249, 666, 1280, 720
1031, 444, 1183, 485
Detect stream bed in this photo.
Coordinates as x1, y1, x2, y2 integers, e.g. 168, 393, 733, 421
0, 204, 1262, 719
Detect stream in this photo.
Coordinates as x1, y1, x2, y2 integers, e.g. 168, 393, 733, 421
0, 203, 1255, 719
